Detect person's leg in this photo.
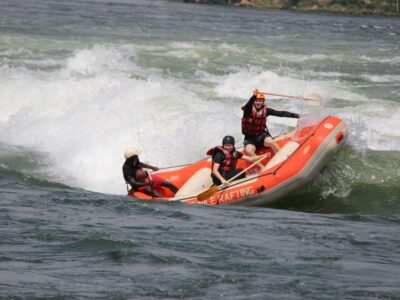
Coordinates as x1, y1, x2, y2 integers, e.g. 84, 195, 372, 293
211, 174, 222, 186
244, 137, 257, 156
141, 187, 162, 198
245, 138, 264, 170
244, 143, 257, 156
263, 136, 280, 153
225, 169, 245, 181
162, 180, 178, 194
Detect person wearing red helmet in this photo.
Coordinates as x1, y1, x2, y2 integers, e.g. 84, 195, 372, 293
241, 89, 299, 156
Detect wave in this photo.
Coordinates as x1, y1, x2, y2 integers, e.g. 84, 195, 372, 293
0, 143, 70, 189
1, 41, 400, 195
360, 74, 400, 83
270, 181, 400, 215
360, 55, 400, 65
269, 147, 400, 214
1, 140, 399, 214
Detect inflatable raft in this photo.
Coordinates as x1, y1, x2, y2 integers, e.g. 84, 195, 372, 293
129, 116, 347, 206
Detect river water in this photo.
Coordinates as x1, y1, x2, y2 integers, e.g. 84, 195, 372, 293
1, 0, 400, 299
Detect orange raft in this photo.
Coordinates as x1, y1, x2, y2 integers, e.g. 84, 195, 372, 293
129, 116, 348, 206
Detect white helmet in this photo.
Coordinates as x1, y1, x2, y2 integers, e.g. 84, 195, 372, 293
124, 148, 141, 159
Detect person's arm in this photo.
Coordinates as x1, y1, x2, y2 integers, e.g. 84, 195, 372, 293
241, 154, 265, 163
239, 152, 265, 169
212, 162, 228, 186
127, 177, 153, 189
242, 89, 259, 117
141, 187, 162, 197
267, 108, 299, 118
139, 162, 159, 171
161, 180, 178, 194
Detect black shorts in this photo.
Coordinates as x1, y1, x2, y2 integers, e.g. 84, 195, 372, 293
243, 132, 271, 149
211, 169, 245, 186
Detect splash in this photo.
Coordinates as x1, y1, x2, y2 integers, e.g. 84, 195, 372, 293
1, 40, 399, 195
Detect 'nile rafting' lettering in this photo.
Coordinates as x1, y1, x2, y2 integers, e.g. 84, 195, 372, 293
209, 186, 255, 204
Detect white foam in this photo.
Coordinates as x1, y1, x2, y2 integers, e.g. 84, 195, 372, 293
328, 103, 400, 152
360, 55, 400, 65
361, 74, 400, 83
64, 44, 133, 76
273, 53, 339, 63
1, 42, 400, 195
214, 70, 336, 104
213, 69, 400, 153
0, 44, 241, 194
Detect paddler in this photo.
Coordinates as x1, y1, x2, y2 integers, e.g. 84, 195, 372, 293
242, 89, 300, 156
207, 135, 263, 186
122, 148, 159, 191
134, 169, 178, 197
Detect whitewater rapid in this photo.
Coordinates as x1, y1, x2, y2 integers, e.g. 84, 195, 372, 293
0, 5, 399, 194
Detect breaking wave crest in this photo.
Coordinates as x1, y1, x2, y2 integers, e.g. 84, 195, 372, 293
1, 141, 399, 214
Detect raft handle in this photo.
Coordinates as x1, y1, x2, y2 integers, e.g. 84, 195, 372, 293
336, 131, 345, 144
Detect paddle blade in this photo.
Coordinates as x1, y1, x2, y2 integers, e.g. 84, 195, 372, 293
302, 93, 323, 106
197, 185, 218, 202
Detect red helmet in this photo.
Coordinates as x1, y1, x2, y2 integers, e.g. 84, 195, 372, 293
256, 93, 265, 100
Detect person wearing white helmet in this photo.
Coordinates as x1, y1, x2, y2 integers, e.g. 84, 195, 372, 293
133, 169, 178, 197
122, 148, 159, 191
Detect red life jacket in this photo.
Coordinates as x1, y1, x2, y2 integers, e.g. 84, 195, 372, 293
242, 104, 268, 136
207, 146, 239, 173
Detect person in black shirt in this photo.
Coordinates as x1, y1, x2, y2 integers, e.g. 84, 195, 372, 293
242, 89, 299, 156
122, 148, 159, 191
134, 169, 178, 197
207, 136, 263, 186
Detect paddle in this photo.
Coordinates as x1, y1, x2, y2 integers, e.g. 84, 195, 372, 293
260, 91, 322, 106
197, 153, 269, 202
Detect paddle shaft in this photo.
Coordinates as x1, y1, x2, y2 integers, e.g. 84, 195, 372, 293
260, 91, 320, 102
222, 153, 269, 187
196, 153, 269, 202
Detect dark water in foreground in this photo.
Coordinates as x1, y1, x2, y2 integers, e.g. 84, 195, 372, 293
2, 178, 400, 299
1, 0, 400, 299
1, 152, 400, 299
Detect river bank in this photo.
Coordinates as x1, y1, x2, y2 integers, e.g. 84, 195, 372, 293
181, 0, 400, 16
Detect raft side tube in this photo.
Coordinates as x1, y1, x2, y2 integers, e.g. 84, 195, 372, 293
233, 119, 348, 206
174, 168, 212, 198
262, 141, 300, 171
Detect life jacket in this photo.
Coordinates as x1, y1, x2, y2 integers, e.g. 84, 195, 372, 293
241, 104, 268, 136
207, 146, 239, 174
